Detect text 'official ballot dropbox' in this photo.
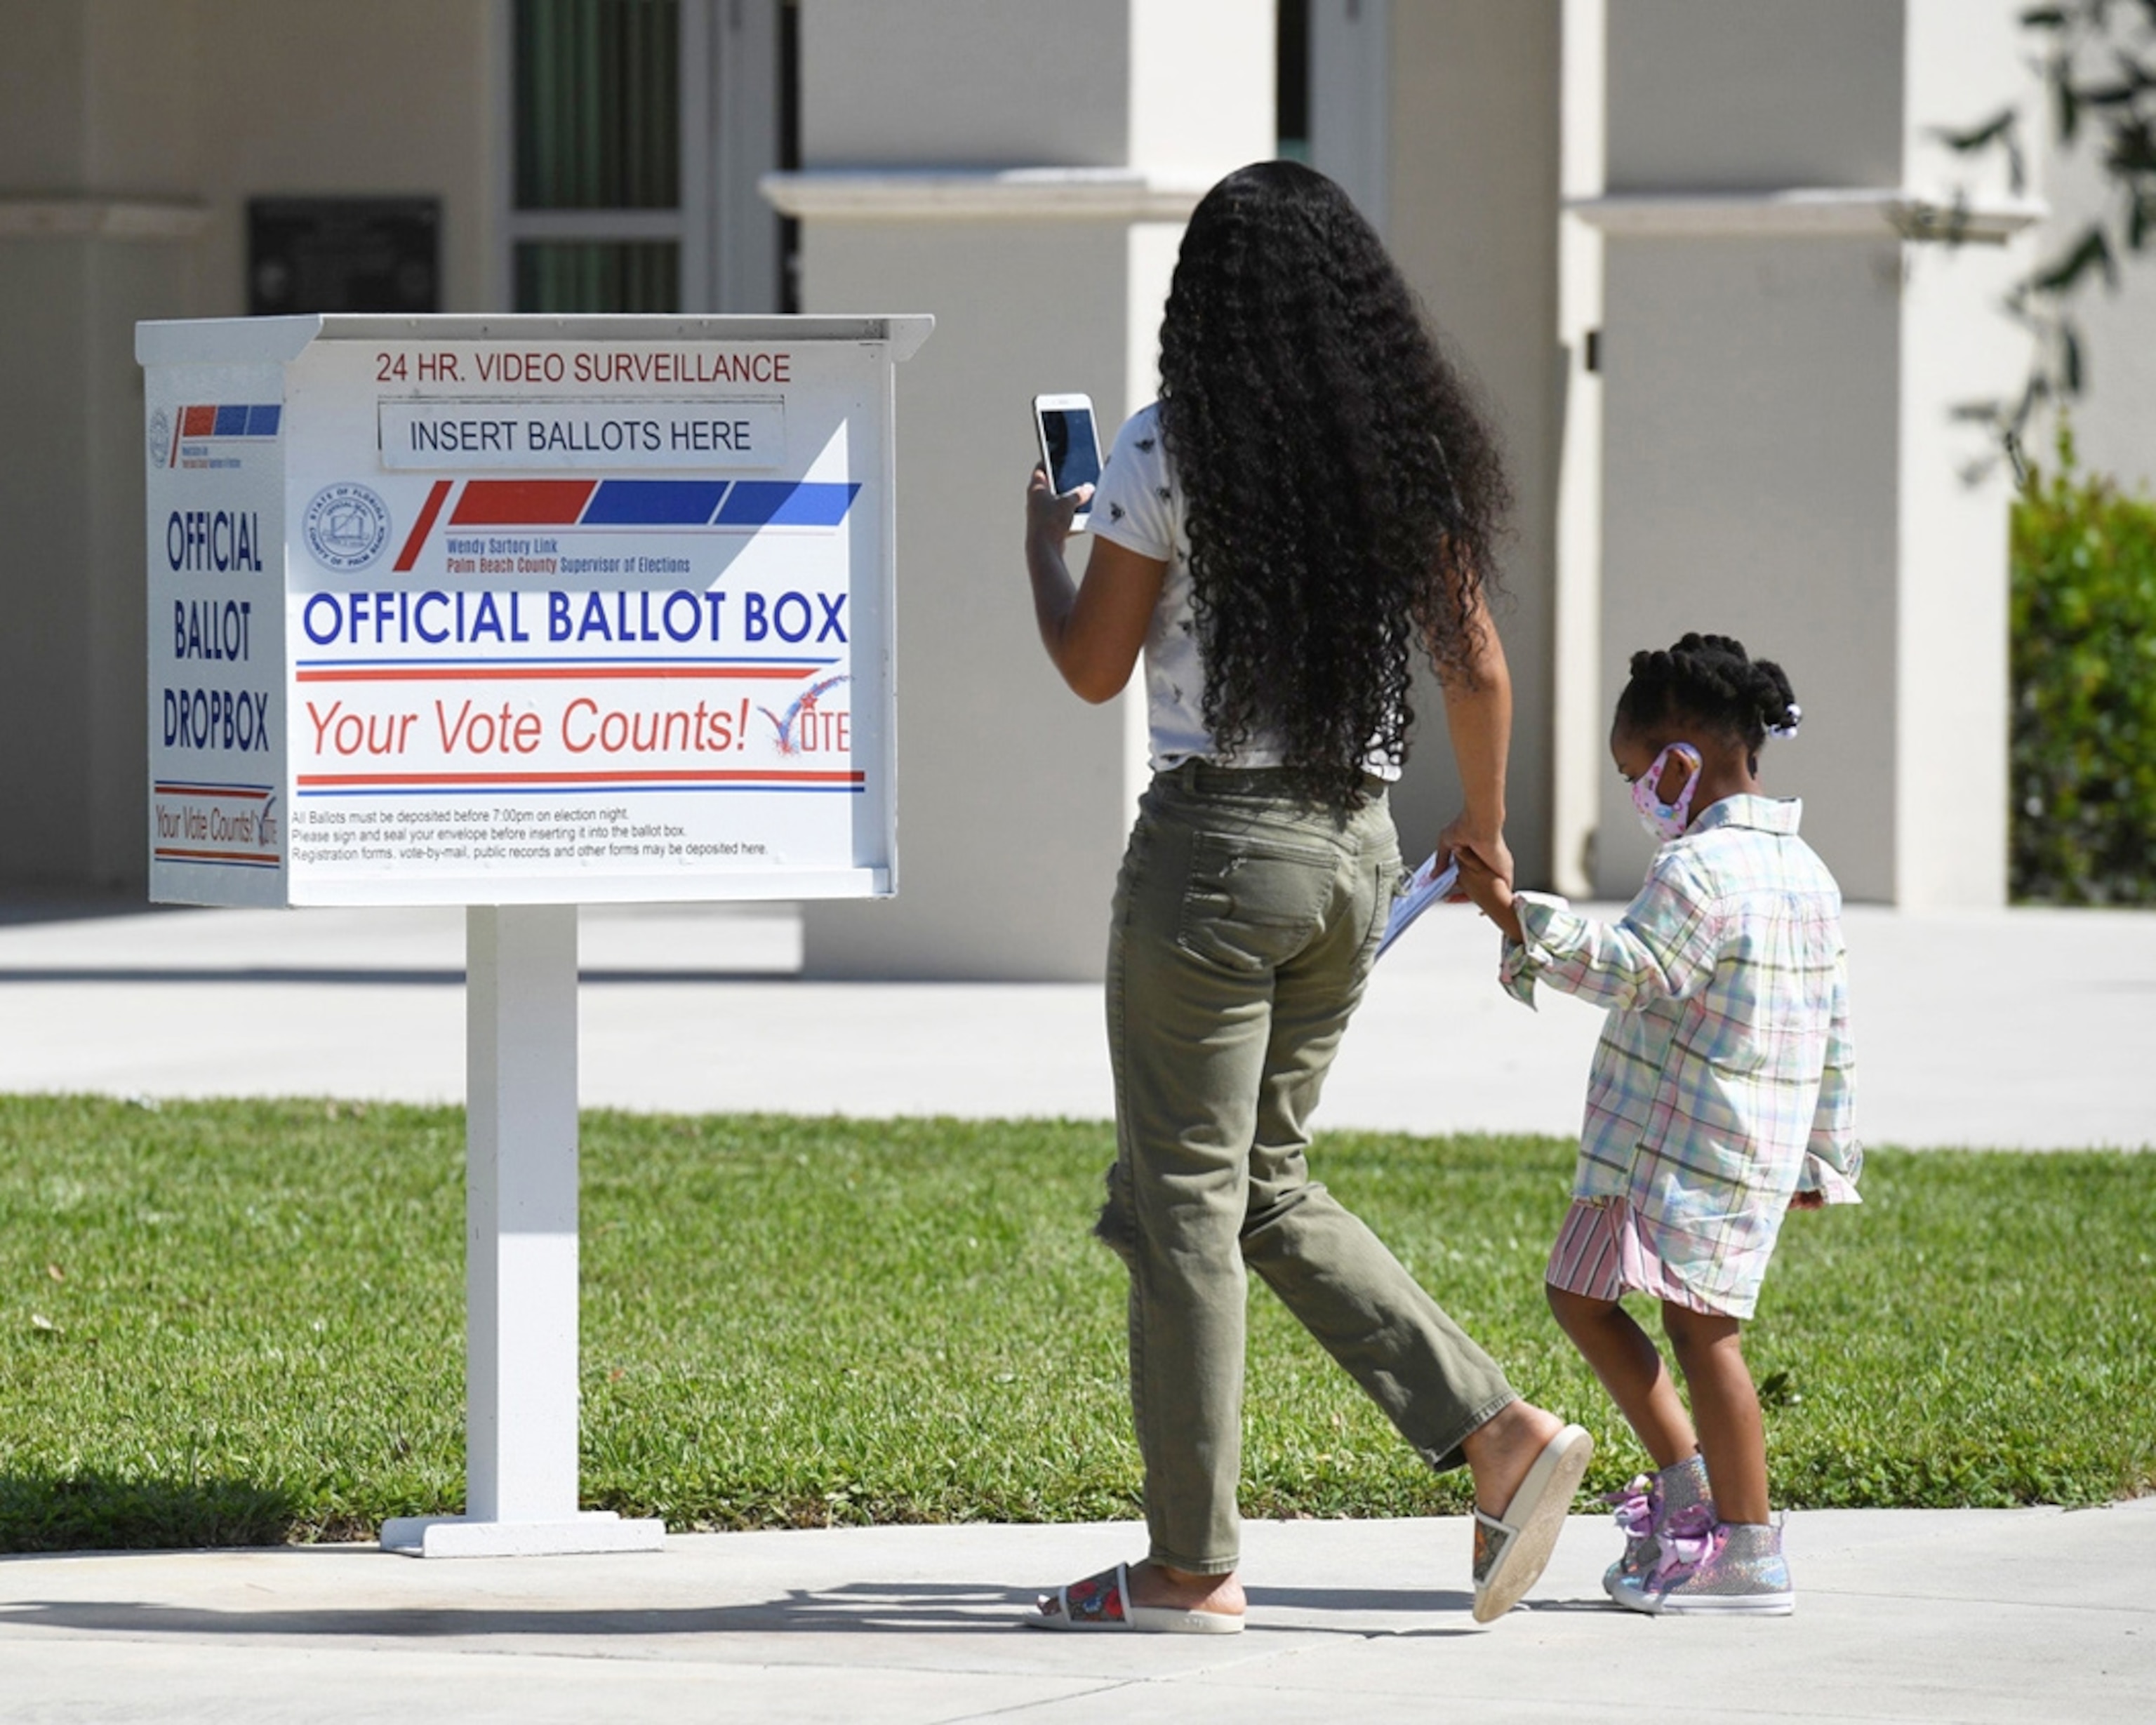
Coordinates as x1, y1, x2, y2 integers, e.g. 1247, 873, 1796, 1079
140, 313, 931, 1555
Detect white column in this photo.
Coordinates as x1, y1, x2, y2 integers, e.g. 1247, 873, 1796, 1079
1895, 2, 2038, 907
1550, 0, 1606, 898
379, 906, 662, 1557
772, 0, 1272, 980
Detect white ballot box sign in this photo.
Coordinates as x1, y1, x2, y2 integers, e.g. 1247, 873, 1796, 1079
141, 314, 927, 910
138, 314, 930, 1557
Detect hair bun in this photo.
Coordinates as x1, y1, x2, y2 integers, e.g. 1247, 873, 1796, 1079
1617, 634, 1801, 752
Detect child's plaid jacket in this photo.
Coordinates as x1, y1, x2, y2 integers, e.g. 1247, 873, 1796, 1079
1502, 794, 1860, 1316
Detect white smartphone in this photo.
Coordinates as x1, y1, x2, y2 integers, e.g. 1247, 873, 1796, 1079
1032, 393, 1103, 531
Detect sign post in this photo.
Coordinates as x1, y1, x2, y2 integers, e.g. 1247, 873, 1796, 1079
138, 313, 931, 1556
422, 903, 593, 1556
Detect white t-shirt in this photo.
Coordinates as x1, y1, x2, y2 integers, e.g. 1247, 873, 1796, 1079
1089, 402, 1401, 780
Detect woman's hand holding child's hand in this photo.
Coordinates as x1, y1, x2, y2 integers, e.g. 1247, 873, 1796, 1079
1456, 848, 1525, 946
1435, 815, 1512, 900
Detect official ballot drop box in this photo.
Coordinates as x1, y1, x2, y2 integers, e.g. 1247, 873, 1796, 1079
136, 314, 930, 1557
140, 313, 930, 910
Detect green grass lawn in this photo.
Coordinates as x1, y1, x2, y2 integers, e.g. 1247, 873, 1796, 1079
0, 1095, 2149, 1551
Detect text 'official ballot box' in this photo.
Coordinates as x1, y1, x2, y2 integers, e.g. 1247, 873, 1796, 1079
137, 314, 931, 1557
141, 313, 929, 909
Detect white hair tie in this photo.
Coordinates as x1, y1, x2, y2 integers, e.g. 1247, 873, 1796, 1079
1766, 702, 1802, 741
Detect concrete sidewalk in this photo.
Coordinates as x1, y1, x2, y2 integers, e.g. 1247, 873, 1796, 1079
2, 1505, 2150, 1722
0, 898, 2151, 1147
0, 897, 2150, 1722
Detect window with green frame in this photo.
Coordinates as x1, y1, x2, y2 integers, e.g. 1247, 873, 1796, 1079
514, 239, 680, 314
512, 0, 682, 312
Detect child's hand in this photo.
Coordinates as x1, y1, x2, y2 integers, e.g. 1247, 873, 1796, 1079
1456, 848, 1524, 945
1435, 815, 1513, 901
1788, 1190, 1826, 1212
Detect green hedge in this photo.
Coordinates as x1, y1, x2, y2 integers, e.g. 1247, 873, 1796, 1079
2010, 432, 2156, 905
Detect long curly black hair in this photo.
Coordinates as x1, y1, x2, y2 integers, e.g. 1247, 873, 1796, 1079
1158, 159, 1510, 810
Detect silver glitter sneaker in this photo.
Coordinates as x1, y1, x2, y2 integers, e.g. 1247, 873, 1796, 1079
1628, 1519, 1795, 1616
1602, 1454, 1713, 1602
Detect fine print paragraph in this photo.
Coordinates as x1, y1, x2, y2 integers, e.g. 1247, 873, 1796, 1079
288, 803, 769, 867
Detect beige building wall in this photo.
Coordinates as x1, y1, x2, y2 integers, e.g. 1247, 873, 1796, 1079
797, 218, 1156, 978
1383, 1, 1564, 884
180, 1, 501, 321
2, 0, 201, 889
1598, 0, 1916, 910
1, 0, 2090, 929
1606, 0, 1906, 192
0, 0, 498, 892
785, 0, 1273, 980
1595, 233, 1905, 898
1586, 0, 2032, 907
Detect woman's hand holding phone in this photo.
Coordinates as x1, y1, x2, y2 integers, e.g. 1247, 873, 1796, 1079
1027, 463, 1093, 547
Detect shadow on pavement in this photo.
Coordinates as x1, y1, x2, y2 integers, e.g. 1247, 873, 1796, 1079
0, 1578, 1492, 1639
0, 967, 791, 987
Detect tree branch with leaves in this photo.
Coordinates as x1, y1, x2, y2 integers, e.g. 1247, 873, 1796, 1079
1940, 0, 2156, 468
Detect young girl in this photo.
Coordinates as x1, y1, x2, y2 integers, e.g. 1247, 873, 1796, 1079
1456, 633, 1859, 1616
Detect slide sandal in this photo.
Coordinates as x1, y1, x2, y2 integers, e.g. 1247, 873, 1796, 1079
1471, 1423, 1595, 1623
1027, 1561, 1244, 1634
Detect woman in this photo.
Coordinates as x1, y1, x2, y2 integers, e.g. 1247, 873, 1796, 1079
1021, 161, 1592, 1634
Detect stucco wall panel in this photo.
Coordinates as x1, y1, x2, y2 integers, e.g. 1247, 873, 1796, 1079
1386, 0, 1564, 882
0, 241, 98, 884
185, 0, 496, 316
1606, 0, 1905, 192
803, 0, 1131, 169
1597, 235, 1903, 901
799, 220, 1140, 978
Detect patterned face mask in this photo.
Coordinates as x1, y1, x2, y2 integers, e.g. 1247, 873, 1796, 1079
1630, 742, 1703, 841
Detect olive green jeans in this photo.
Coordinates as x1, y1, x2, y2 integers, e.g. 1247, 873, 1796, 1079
1099, 761, 1517, 1575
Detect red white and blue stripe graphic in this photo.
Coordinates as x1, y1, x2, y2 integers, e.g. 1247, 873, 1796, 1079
392, 477, 861, 571
166, 404, 281, 466
152, 780, 281, 869
293, 657, 861, 797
